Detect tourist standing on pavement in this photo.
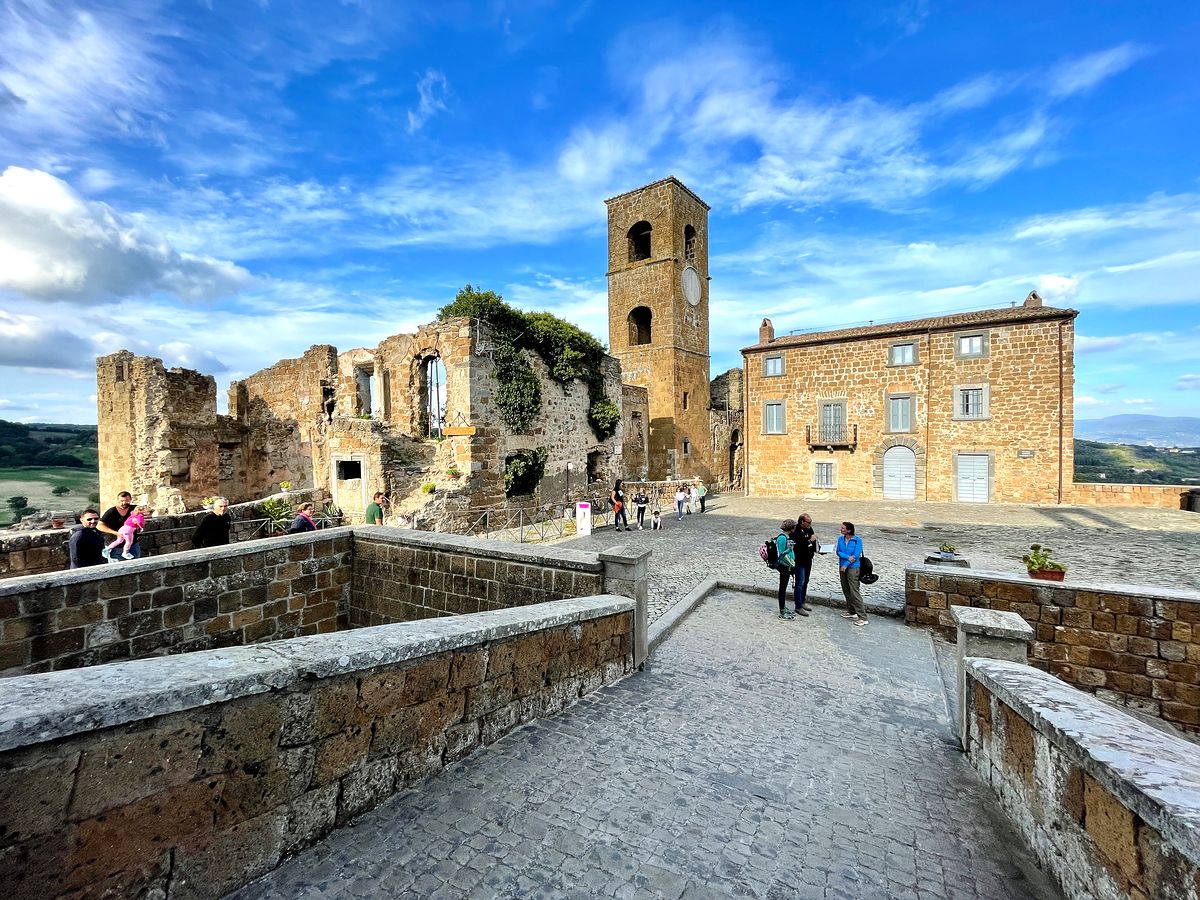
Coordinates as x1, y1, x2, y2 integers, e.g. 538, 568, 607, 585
837, 521, 867, 627
697, 481, 707, 512
365, 492, 385, 525
97, 491, 142, 562
674, 485, 687, 520
633, 488, 649, 529
774, 519, 797, 620
68, 508, 107, 568
792, 513, 817, 616
192, 497, 232, 549
688, 483, 700, 514
610, 479, 629, 531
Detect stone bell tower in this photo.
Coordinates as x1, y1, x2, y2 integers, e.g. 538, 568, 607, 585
606, 177, 711, 481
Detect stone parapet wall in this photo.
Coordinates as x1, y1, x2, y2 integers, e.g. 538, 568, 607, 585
0, 596, 634, 900
1071, 482, 1190, 509
965, 659, 1200, 900
350, 528, 605, 626
0, 491, 325, 581
906, 565, 1200, 731
0, 528, 352, 677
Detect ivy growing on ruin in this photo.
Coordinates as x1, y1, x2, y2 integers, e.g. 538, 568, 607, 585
438, 285, 620, 439
504, 447, 548, 497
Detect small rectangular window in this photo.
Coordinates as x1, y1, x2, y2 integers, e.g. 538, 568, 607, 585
813, 462, 835, 488
888, 396, 912, 432
764, 402, 785, 434
889, 343, 915, 366
114, 363, 125, 383
956, 333, 986, 358
682, 438, 691, 456
336, 460, 363, 480
763, 356, 784, 377
959, 388, 985, 418
683, 391, 689, 410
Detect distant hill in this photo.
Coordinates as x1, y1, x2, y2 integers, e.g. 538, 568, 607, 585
0, 420, 98, 469
1074, 439, 1200, 485
1075, 415, 1200, 447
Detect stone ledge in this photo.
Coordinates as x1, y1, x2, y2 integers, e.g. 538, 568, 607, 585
950, 606, 1033, 641
966, 658, 1200, 867
353, 526, 602, 572
0, 526, 355, 598
0, 595, 633, 752
906, 563, 1200, 605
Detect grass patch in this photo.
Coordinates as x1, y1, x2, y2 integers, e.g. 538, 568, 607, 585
0, 467, 99, 527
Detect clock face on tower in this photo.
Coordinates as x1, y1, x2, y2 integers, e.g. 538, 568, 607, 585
682, 266, 701, 307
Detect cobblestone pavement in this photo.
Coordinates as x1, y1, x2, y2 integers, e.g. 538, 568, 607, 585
560, 496, 1200, 623
238, 592, 1058, 900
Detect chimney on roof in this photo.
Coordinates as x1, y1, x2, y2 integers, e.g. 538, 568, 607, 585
1023, 290, 1043, 307
759, 318, 775, 343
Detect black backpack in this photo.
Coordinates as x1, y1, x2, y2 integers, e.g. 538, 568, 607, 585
759, 537, 778, 569
859, 555, 879, 584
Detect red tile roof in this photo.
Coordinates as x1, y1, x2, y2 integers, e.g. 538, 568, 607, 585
742, 303, 1077, 353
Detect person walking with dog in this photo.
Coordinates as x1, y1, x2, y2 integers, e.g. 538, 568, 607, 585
837, 521, 867, 627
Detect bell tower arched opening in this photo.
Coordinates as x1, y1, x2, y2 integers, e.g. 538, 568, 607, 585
627, 221, 652, 262
628, 306, 652, 346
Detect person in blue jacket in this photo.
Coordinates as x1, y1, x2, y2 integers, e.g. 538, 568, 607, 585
774, 520, 797, 620
837, 521, 867, 627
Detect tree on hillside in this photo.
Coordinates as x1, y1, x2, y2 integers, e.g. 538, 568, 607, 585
51, 485, 70, 496
6, 496, 28, 512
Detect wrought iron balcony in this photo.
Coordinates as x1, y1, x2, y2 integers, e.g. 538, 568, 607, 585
805, 424, 858, 452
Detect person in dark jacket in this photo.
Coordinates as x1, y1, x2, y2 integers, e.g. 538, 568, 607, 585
791, 512, 818, 616
192, 497, 232, 549
286, 502, 317, 534
68, 508, 107, 568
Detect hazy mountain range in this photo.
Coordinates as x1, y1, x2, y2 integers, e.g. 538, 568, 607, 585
1076, 415, 1200, 447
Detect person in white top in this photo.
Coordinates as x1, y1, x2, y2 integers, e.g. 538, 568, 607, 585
674, 485, 687, 521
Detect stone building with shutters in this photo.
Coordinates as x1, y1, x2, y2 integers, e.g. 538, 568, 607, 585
740, 294, 1078, 503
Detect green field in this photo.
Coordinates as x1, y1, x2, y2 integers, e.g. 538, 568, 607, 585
0, 467, 100, 526
1074, 439, 1200, 485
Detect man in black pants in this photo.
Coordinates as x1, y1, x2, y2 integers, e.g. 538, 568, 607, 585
792, 513, 817, 616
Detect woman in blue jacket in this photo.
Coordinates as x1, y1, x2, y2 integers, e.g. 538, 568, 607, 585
836, 521, 868, 627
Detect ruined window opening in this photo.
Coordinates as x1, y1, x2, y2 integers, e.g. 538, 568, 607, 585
683, 391, 689, 410
114, 362, 125, 383
683, 224, 697, 263
421, 356, 447, 438
630, 411, 644, 449
729, 429, 740, 482
628, 307, 652, 346
628, 221, 652, 262
682, 438, 691, 457
586, 450, 602, 484
354, 366, 374, 417
336, 460, 363, 480
381, 371, 392, 421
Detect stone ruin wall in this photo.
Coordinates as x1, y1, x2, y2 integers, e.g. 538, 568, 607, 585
708, 367, 745, 490
621, 384, 649, 482
98, 317, 634, 529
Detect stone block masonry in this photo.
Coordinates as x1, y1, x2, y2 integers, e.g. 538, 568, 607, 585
351, 528, 605, 626
907, 564, 1200, 732
0, 596, 635, 900
966, 659, 1200, 900
0, 528, 352, 677
1071, 482, 1191, 510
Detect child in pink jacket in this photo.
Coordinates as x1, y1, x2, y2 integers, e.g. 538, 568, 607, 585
106, 507, 146, 560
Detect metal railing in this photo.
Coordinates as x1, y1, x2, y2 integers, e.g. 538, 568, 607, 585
805, 423, 858, 451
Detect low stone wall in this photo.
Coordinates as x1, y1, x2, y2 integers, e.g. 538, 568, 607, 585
906, 565, 1200, 731
0, 491, 326, 580
351, 528, 606, 623
0, 596, 634, 900
1070, 482, 1190, 509
965, 659, 1200, 900
0, 529, 352, 677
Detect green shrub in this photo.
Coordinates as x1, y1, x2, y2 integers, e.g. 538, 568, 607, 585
504, 448, 548, 497
261, 497, 292, 524
439, 285, 618, 439
422, 482, 436, 493
51, 485, 70, 496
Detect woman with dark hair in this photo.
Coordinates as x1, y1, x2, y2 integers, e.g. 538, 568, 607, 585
836, 521, 867, 627
286, 502, 317, 534
610, 479, 629, 531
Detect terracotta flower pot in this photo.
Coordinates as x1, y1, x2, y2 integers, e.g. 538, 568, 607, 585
1028, 568, 1065, 582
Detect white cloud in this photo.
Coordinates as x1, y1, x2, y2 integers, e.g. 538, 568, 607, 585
1076, 336, 1126, 354
1096, 383, 1125, 394
407, 69, 449, 134
1122, 398, 1154, 405
158, 341, 229, 374
1035, 274, 1082, 303
1046, 44, 1146, 99
0, 310, 95, 370
0, 167, 253, 302
1075, 396, 1101, 406
1176, 374, 1200, 391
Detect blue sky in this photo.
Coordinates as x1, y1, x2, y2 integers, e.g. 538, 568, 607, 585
1, 0, 1199, 424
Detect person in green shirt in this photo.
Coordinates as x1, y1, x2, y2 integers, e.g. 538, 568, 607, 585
365, 491, 385, 525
